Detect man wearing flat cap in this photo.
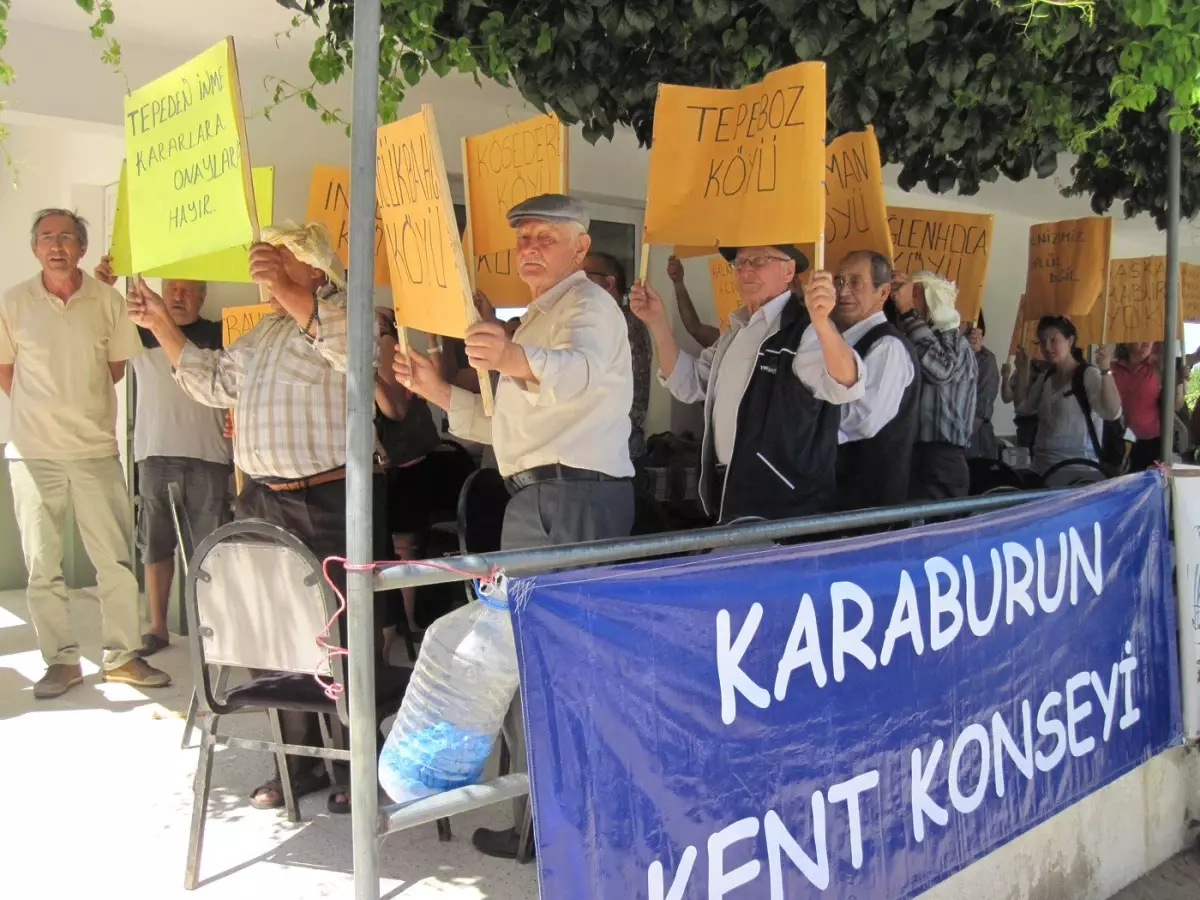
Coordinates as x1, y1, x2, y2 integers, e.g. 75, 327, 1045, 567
129, 222, 391, 815
630, 246, 864, 523
396, 193, 635, 860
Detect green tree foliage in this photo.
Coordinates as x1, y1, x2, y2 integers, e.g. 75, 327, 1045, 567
276, 0, 1199, 228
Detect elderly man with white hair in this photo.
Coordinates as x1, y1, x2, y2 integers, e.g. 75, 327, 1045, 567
396, 193, 636, 550
128, 221, 391, 815
892, 271, 978, 500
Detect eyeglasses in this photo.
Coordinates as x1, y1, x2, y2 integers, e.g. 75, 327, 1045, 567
833, 275, 878, 294
730, 255, 790, 271
36, 233, 81, 247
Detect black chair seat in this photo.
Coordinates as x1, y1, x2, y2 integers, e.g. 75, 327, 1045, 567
223, 664, 413, 716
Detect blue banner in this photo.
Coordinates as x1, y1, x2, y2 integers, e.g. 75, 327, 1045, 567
512, 472, 1181, 899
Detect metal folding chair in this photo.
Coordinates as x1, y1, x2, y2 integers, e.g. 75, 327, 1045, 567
182, 519, 413, 890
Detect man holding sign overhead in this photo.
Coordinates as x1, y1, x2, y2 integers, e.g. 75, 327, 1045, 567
631, 247, 864, 524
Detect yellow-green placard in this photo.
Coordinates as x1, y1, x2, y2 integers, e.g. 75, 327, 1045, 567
109, 163, 273, 282
123, 37, 258, 272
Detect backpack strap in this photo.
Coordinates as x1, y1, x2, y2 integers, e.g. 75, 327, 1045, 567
1068, 363, 1104, 460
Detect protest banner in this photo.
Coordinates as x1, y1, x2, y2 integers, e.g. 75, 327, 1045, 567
377, 105, 493, 411
463, 114, 567, 258
1105, 256, 1182, 343
474, 250, 530, 308
1025, 216, 1112, 319
305, 164, 389, 286
514, 472, 1179, 899
221, 302, 273, 346
708, 256, 741, 329
109, 162, 273, 282
1170, 472, 1200, 741
825, 128, 892, 266
888, 206, 993, 322
123, 37, 259, 273
644, 62, 827, 256
1183, 262, 1200, 324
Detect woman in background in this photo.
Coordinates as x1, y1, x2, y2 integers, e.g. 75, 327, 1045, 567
966, 312, 1000, 459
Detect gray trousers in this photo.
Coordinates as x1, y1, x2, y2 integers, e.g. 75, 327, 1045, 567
499, 478, 634, 826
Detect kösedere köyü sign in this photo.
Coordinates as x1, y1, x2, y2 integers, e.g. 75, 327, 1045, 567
644, 62, 827, 253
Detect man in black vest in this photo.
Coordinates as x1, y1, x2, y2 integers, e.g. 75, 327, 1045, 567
831, 250, 921, 510
630, 246, 864, 523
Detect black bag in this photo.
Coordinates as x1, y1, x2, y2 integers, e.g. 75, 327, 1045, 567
1066, 364, 1127, 477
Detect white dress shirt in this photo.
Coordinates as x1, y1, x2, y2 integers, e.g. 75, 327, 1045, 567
662, 290, 865, 466
837, 311, 916, 444
447, 270, 634, 478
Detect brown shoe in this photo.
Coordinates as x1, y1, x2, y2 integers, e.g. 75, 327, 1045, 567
103, 658, 172, 688
33, 663, 84, 699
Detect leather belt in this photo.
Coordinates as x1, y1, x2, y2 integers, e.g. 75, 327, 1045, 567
504, 464, 625, 495
258, 466, 348, 493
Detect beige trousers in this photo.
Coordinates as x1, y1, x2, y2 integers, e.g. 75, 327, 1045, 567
9, 457, 140, 671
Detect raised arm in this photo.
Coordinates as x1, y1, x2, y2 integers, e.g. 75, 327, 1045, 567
630, 279, 715, 405
667, 255, 720, 349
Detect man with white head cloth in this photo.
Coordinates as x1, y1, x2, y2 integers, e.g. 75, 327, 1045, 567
128, 222, 391, 814
892, 271, 978, 500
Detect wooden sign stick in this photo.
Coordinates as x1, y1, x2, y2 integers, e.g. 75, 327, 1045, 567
451, 126, 495, 415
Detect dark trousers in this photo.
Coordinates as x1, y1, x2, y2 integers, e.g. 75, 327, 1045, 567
236, 474, 390, 785
1129, 437, 1161, 473
909, 442, 970, 501
500, 478, 635, 551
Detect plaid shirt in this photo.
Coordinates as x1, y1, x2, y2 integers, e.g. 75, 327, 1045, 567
174, 289, 363, 480
898, 313, 978, 448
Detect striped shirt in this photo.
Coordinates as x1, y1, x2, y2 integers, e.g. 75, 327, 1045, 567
174, 290, 359, 479
898, 313, 978, 448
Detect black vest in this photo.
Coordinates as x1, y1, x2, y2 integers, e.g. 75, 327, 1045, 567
837, 323, 921, 511
717, 294, 842, 522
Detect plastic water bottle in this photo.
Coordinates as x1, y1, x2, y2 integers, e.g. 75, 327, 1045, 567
379, 575, 520, 805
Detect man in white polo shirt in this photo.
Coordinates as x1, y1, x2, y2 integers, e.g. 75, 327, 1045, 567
0, 208, 171, 697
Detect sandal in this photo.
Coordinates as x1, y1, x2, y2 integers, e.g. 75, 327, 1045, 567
327, 787, 351, 815
138, 634, 169, 657
249, 768, 331, 810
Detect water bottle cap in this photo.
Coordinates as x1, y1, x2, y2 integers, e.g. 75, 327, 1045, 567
474, 574, 509, 610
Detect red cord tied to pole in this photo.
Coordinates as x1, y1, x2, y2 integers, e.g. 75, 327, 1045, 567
315, 556, 504, 701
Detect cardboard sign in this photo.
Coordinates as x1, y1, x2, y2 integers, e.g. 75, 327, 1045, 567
1105, 256, 1182, 342
708, 256, 741, 330
221, 302, 273, 346
1024, 216, 1111, 318
644, 62, 827, 250
1183, 262, 1200, 324
825, 128, 892, 266
376, 105, 475, 339
109, 162, 273, 282
123, 37, 257, 272
887, 206, 994, 322
673, 244, 721, 260
464, 114, 567, 257
475, 250, 530, 308
304, 164, 389, 286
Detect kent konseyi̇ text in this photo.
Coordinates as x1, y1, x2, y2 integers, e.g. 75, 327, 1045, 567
690, 85, 807, 199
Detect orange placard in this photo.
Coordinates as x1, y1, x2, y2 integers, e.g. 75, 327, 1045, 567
1183, 262, 1200, 324
1105, 256, 1182, 342
708, 256, 741, 330
221, 302, 273, 346
887, 206, 994, 322
376, 105, 475, 339
673, 244, 720, 260
825, 127, 892, 266
464, 114, 566, 258
644, 62, 827, 250
1025, 216, 1111, 318
474, 249, 530, 308
305, 164, 389, 286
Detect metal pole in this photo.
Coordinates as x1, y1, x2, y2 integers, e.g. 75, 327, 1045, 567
1161, 124, 1182, 466
345, 1, 382, 898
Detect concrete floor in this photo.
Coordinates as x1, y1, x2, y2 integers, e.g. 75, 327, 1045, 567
0, 588, 538, 900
